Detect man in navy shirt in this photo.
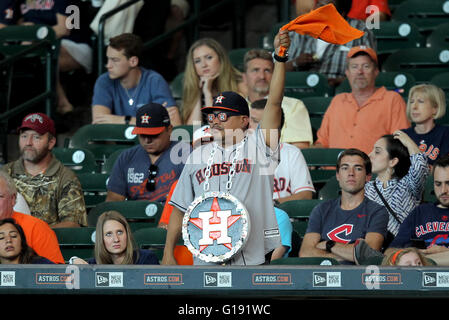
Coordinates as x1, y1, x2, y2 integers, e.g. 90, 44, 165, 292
300, 148, 389, 263
106, 103, 190, 204
390, 155, 449, 250
92, 33, 181, 126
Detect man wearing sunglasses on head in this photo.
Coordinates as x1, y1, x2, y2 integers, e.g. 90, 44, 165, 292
162, 30, 290, 266
106, 103, 191, 204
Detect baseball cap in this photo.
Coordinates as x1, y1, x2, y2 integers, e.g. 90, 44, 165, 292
131, 103, 170, 135
18, 112, 56, 136
201, 91, 249, 117
347, 46, 378, 65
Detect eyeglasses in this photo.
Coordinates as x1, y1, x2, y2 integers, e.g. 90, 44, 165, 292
146, 164, 158, 192
206, 111, 240, 123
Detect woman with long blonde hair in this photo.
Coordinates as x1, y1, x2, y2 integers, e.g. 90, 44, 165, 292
70, 211, 159, 265
181, 38, 242, 124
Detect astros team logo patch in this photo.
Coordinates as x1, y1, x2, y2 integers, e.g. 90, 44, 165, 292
182, 192, 250, 263
215, 95, 225, 104
141, 113, 151, 124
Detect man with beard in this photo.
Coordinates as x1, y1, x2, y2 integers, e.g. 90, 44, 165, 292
300, 148, 388, 264
242, 48, 313, 149
1, 113, 87, 228
315, 46, 410, 155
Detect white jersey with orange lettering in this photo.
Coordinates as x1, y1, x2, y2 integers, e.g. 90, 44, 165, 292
169, 127, 281, 265
273, 143, 315, 200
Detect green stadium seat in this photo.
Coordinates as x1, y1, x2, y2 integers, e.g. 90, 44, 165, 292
76, 172, 109, 210
228, 47, 252, 72
301, 96, 333, 142
284, 71, 333, 99
87, 200, 164, 232
301, 148, 343, 185
426, 22, 449, 49
382, 48, 449, 83
393, 0, 449, 34
69, 124, 139, 162
278, 199, 323, 237
172, 124, 194, 143
134, 227, 184, 260
318, 175, 341, 200
102, 149, 123, 174
52, 147, 99, 174
335, 71, 416, 98
430, 72, 449, 103
372, 21, 424, 56
270, 257, 340, 265
53, 227, 96, 262
170, 71, 184, 101
422, 175, 437, 203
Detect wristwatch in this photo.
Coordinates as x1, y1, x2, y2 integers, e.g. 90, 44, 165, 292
326, 240, 336, 253
272, 51, 288, 63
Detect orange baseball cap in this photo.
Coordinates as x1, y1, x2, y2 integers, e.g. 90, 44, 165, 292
347, 46, 378, 64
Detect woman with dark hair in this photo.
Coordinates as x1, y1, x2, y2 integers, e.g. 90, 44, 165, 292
0, 218, 54, 264
365, 130, 429, 245
70, 211, 159, 265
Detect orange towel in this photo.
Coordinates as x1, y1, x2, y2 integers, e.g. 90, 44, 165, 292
278, 3, 365, 57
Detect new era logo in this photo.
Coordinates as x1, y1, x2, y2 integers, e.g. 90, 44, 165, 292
95, 272, 123, 287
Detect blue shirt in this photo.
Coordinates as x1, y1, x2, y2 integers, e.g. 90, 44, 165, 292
390, 203, 449, 248
403, 124, 449, 165
92, 68, 177, 116
108, 142, 191, 203
306, 197, 389, 243
88, 249, 159, 265
275, 207, 292, 257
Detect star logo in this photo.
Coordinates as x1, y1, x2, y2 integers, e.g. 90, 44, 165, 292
141, 114, 151, 124
189, 197, 241, 252
215, 95, 225, 104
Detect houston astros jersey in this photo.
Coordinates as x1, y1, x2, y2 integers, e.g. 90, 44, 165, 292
273, 143, 315, 199
169, 127, 281, 265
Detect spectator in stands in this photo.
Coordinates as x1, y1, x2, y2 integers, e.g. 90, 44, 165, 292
365, 132, 428, 245
287, 0, 376, 87
243, 50, 313, 149
106, 103, 190, 204
181, 38, 243, 124
0, 171, 64, 264
300, 148, 388, 264
0, 218, 54, 264
0, 0, 93, 115
403, 84, 449, 165
315, 46, 410, 154
162, 30, 291, 266
92, 33, 181, 126
1, 113, 87, 228
387, 155, 449, 251
249, 99, 315, 202
70, 210, 159, 265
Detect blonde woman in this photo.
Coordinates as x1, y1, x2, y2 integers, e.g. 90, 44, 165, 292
181, 38, 243, 124
70, 211, 158, 265
382, 247, 433, 266
403, 84, 449, 165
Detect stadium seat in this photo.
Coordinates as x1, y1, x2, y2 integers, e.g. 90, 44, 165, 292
393, 0, 449, 34
301, 96, 333, 142
426, 22, 449, 49
228, 47, 252, 72
87, 200, 164, 231
102, 149, 123, 174
53, 227, 96, 262
52, 147, 99, 174
430, 72, 449, 100
259, 21, 286, 50
170, 71, 184, 101
373, 21, 424, 56
69, 124, 139, 162
134, 227, 184, 260
172, 124, 194, 143
422, 175, 437, 203
76, 172, 109, 210
335, 71, 416, 98
318, 175, 341, 200
284, 71, 333, 99
278, 199, 323, 238
382, 48, 449, 83
301, 148, 343, 185
270, 257, 340, 265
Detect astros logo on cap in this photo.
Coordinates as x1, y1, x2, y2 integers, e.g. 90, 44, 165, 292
141, 114, 151, 124
215, 95, 225, 104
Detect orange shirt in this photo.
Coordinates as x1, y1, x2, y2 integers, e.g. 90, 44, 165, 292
12, 211, 65, 264
347, 0, 391, 20
158, 181, 193, 265
316, 87, 410, 155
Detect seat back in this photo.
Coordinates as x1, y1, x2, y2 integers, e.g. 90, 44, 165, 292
228, 48, 252, 72
76, 173, 109, 211
382, 48, 449, 83
318, 175, 341, 200
134, 227, 184, 260
284, 71, 333, 99
88, 200, 164, 231
426, 22, 449, 49
270, 257, 340, 265
53, 227, 96, 262
70, 124, 139, 161
372, 21, 424, 56
278, 199, 323, 238
52, 147, 99, 174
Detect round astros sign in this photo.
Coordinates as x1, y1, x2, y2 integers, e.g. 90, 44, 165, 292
182, 191, 250, 263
